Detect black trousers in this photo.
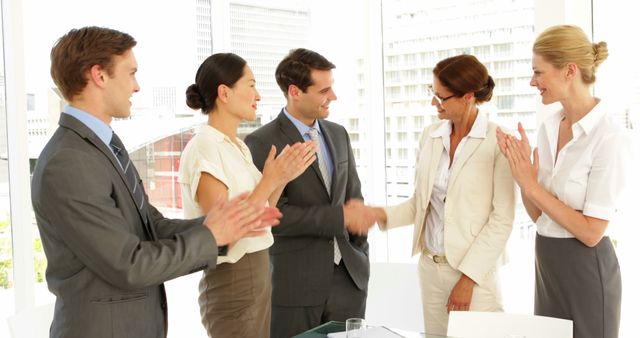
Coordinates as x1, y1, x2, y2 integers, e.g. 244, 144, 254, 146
271, 261, 367, 338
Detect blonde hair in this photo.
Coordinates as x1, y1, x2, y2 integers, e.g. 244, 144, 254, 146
533, 25, 608, 84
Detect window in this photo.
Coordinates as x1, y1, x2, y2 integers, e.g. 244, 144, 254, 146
0, 13, 14, 318
349, 118, 359, 130
6, 1, 634, 336
396, 116, 406, 129
494, 43, 513, 57
496, 78, 514, 92
593, 2, 640, 336
381, 0, 536, 313
413, 115, 424, 128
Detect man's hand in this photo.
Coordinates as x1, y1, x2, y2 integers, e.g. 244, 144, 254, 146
343, 199, 376, 235
203, 192, 282, 246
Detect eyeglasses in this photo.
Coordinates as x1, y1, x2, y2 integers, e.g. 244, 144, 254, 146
427, 85, 456, 105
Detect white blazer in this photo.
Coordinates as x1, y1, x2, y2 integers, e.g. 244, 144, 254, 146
381, 118, 515, 285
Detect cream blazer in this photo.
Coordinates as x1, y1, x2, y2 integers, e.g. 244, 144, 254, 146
381, 119, 515, 285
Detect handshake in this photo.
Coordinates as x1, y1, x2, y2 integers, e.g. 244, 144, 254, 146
343, 199, 382, 236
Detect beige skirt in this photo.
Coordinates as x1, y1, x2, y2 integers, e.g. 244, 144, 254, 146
198, 249, 271, 338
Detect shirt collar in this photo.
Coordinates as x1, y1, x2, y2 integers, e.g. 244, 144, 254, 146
543, 98, 606, 136
575, 98, 605, 135
198, 123, 252, 154
198, 123, 232, 143
63, 105, 113, 147
283, 107, 321, 137
430, 111, 488, 139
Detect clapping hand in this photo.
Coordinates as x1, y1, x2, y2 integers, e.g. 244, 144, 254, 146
203, 192, 282, 246
262, 141, 317, 186
496, 122, 539, 192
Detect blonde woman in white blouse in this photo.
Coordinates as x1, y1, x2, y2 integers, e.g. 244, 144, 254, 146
179, 53, 316, 337
497, 25, 631, 338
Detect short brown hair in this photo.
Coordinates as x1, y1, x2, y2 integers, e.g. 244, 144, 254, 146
50, 26, 136, 101
275, 48, 335, 97
433, 54, 495, 104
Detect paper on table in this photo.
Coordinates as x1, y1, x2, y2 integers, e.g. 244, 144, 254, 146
327, 326, 406, 338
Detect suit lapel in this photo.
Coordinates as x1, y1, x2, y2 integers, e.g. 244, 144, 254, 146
59, 114, 154, 238
276, 112, 331, 200
448, 137, 483, 188
414, 135, 443, 248
60, 114, 128, 185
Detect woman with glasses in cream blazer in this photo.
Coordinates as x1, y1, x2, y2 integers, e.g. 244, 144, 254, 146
370, 55, 515, 336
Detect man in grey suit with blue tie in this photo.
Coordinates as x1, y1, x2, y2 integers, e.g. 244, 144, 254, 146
245, 48, 376, 338
30, 26, 281, 338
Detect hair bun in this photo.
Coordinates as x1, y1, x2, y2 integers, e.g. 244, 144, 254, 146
593, 41, 609, 69
486, 75, 495, 90
474, 75, 494, 103
185, 83, 205, 110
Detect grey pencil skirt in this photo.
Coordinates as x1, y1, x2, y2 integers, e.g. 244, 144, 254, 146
535, 233, 621, 338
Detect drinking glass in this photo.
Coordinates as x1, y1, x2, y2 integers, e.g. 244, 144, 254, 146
346, 318, 366, 338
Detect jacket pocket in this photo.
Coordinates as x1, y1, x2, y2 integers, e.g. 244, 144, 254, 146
90, 291, 147, 304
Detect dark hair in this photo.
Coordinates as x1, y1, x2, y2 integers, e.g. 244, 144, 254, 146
275, 48, 335, 97
50, 26, 136, 101
185, 53, 247, 114
433, 54, 495, 104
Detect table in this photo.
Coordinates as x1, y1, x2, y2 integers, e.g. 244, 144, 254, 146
292, 321, 450, 338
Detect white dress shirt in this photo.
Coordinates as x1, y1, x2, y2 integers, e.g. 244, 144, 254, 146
178, 124, 274, 263
424, 112, 488, 254
535, 99, 632, 238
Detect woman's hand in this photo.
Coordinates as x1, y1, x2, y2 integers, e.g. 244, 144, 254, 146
497, 122, 539, 193
447, 274, 475, 313
262, 141, 317, 187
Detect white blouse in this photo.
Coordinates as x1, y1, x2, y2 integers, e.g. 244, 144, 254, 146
423, 112, 488, 254
178, 124, 273, 264
535, 99, 632, 238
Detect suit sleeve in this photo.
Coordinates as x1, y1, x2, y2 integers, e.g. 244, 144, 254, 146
246, 131, 348, 239
457, 144, 515, 284
379, 126, 432, 230
147, 202, 206, 239
35, 149, 218, 290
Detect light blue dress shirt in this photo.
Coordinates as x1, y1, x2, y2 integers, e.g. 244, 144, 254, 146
63, 105, 116, 157
283, 108, 334, 185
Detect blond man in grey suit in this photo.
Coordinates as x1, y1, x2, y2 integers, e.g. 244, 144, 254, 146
31, 26, 280, 338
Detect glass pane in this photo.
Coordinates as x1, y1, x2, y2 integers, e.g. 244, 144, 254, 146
593, 2, 640, 336
23, 1, 372, 336
381, 0, 536, 313
0, 7, 15, 335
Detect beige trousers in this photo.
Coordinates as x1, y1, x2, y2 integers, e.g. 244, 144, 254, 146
198, 249, 271, 338
418, 252, 503, 336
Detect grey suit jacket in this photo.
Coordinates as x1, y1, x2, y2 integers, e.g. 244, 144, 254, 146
245, 111, 369, 307
31, 114, 219, 338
